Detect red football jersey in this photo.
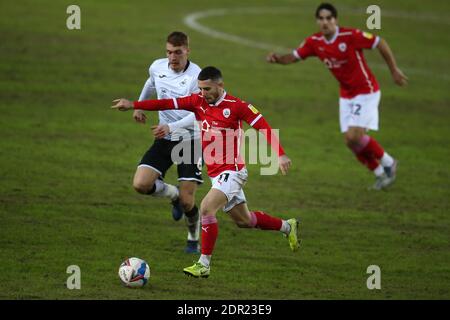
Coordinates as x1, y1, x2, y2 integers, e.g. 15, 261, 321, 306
293, 26, 380, 99
134, 92, 285, 178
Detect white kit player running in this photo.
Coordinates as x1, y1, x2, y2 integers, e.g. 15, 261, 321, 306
132, 32, 203, 253
112, 66, 301, 278
267, 3, 408, 190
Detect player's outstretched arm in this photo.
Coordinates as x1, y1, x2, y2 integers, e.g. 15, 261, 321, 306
377, 38, 408, 86
112, 95, 198, 113
266, 52, 298, 65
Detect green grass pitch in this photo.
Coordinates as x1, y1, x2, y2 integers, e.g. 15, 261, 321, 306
0, 0, 449, 299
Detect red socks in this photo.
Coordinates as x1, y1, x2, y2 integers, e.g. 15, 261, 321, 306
249, 211, 282, 230
356, 153, 379, 171
200, 211, 283, 256
362, 136, 384, 159
350, 135, 384, 171
201, 216, 218, 255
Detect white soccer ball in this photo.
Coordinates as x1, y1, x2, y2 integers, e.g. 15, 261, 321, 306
118, 257, 150, 288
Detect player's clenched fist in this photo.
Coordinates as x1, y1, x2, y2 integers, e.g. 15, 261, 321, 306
279, 154, 292, 175
133, 110, 147, 124
391, 67, 408, 87
111, 98, 133, 111
266, 52, 279, 63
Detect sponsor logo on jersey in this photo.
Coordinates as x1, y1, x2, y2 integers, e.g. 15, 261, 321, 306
338, 42, 347, 52
158, 74, 167, 78
180, 78, 188, 86
363, 32, 374, 39
201, 119, 210, 132
223, 108, 231, 118
248, 104, 259, 114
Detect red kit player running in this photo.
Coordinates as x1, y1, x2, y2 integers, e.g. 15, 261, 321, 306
267, 3, 408, 190
111, 66, 300, 278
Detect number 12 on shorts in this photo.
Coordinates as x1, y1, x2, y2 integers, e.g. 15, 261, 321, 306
351, 103, 362, 116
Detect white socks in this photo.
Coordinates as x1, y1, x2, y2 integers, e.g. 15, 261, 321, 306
380, 152, 394, 167
280, 220, 291, 235
374, 165, 385, 177
152, 180, 178, 201
199, 254, 211, 267
186, 215, 200, 241
373, 152, 394, 176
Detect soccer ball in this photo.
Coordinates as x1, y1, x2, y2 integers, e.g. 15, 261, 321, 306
118, 257, 150, 288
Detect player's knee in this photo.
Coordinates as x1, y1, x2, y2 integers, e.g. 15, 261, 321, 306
133, 181, 153, 194
199, 206, 211, 217
235, 219, 251, 228
199, 201, 214, 217
345, 132, 361, 147
179, 193, 194, 212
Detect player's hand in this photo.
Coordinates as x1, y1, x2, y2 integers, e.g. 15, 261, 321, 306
279, 154, 291, 175
266, 52, 279, 63
392, 68, 408, 86
151, 124, 170, 139
133, 110, 147, 124
111, 98, 133, 111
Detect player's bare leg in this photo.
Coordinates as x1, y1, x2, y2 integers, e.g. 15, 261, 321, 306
179, 180, 200, 253
345, 126, 397, 190
228, 202, 300, 251
183, 188, 227, 278
133, 166, 180, 210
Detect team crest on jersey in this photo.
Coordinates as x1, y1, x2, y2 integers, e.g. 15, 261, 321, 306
180, 78, 188, 86
363, 32, 374, 39
338, 42, 347, 52
248, 104, 259, 114
223, 108, 231, 118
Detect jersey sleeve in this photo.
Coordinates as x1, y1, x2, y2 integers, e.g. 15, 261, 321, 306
167, 112, 196, 133
239, 102, 285, 156
352, 29, 380, 49
238, 102, 263, 127
293, 37, 316, 60
134, 94, 201, 112
138, 64, 156, 101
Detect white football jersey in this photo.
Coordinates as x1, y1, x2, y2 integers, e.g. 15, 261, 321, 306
138, 58, 201, 141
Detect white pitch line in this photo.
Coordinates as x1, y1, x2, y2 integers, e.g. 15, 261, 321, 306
183, 7, 450, 81
183, 8, 292, 53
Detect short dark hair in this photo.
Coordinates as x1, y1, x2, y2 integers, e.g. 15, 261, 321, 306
167, 31, 189, 47
198, 66, 223, 82
315, 3, 337, 18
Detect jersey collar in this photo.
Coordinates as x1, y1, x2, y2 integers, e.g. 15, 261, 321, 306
210, 91, 227, 107
167, 60, 191, 74
323, 26, 339, 44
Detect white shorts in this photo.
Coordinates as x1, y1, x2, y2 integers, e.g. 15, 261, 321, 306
211, 168, 248, 212
339, 91, 381, 133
